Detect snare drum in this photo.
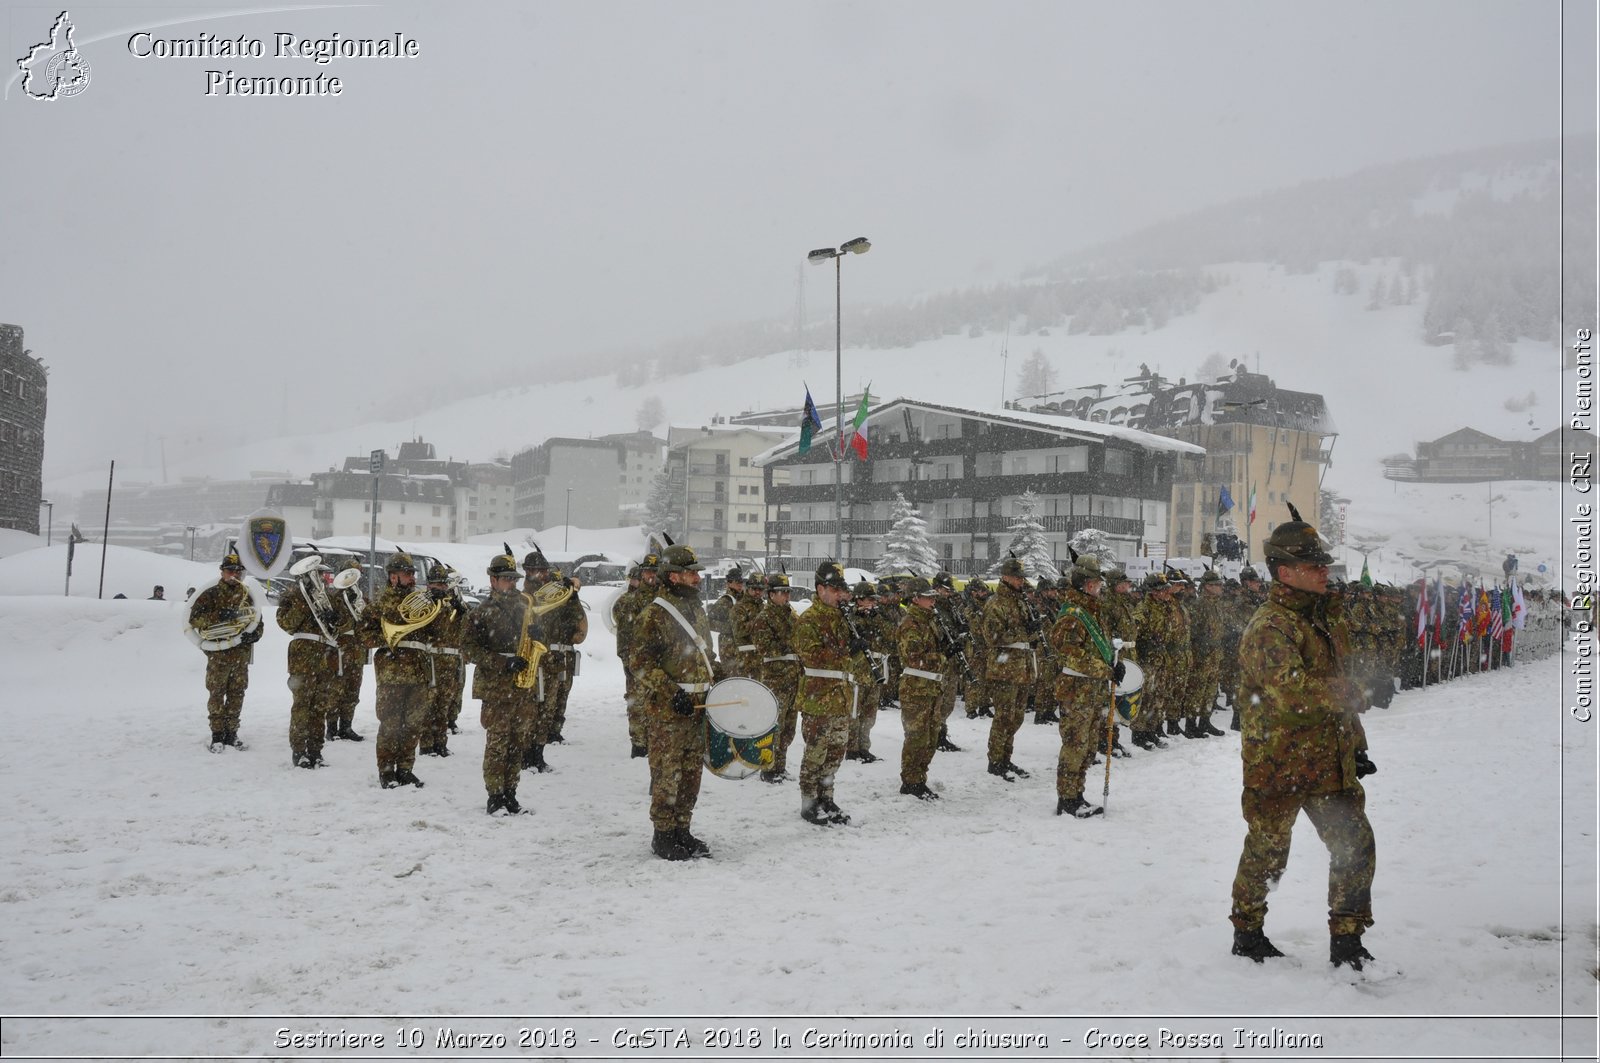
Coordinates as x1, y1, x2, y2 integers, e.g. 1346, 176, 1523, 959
1113, 658, 1145, 723
702, 677, 778, 780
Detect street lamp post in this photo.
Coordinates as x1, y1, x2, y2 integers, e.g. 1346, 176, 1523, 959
40, 499, 52, 546
185, 525, 198, 561
564, 486, 573, 551
806, 236, 871, 564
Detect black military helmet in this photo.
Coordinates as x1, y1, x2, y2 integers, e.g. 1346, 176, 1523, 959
219, 552, 245, 572
658, 544, 703, 574
815, 561, 849, 589
766, 572, 791, 591
1239, 565, 1262, 582
1262, 507, 1334, 567
998, 556, 1024, 579
904, 576, 935, 598
852, 580, 876, 598
488, 551, 518, 577
386, 551, 416, 574
523, 547, 549, 570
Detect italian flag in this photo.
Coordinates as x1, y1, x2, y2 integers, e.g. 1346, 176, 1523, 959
1248, 483, 1257, 525
847, 386, 871, 460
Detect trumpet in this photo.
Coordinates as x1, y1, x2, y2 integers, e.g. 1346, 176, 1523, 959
514, 579, 576, 690
381, 588, 444, 650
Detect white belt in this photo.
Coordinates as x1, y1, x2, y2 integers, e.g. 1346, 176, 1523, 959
290, 632, 337, 647
903, 666, 943, 681
548, 643, 575, 652
737, 644, 757, 652
394, 640, 431, 652
1004, 641, 1032, 650
676, 681, 712, 693
803, 667, 856, 682
1060, 665, 1092, 678
764, 654, 800, 663
868, 651, 888, 660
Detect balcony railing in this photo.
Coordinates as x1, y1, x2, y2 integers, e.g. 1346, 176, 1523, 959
765, 513, 1143, 540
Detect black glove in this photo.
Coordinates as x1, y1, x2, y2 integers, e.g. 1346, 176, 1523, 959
217, 608, 238, 622
319, 608, 341, 627
847, 636, 870, 654
1354, 750, 1377, 777
240, 625, 262, 645
1112, 661, 1127, 685
671, 688, 697, 716
507, 655, 530, 675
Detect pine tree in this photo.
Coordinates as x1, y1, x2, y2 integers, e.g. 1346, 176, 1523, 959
1004, 490, 1059, 580
1015, 348, 1057, 400
879, 490, 940, 577
642, 468, 683, 541
1067, 526, 1119, 568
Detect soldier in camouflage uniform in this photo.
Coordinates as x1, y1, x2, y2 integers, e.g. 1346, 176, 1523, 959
363, 552, 437, 788
626, 544, 718, 860
1230, 515, 1378, 972
326, 557, 368, 744
1031, 578, 1066, 725
794, 561, 859, 825
1186, 570, 1228, 737
895, 577, 947, 800
931, 572, 966, 752
276, 556, 342, 768
1226, 566, 1268, 730
1049, 555, 1119, 817
518, 548, 565, 773
189, 552, 261, 750
981, 556, 1037, 780
728, 573, 767, 680
844, 581, 883, 763
417, 565, 467, 758
706, 568, 744, 671
878, 580, 905, 707
1132, 574, 1184, 750
462, 550, 532, 815
752, 572, 801, 783
962, 579, 994, 718
613, 558, 657, 758
544, 568, 587, 745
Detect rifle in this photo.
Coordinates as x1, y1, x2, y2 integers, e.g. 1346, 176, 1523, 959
933, 604, 978, 681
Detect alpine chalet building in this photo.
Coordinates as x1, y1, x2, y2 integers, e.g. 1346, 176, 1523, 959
755, 397, 1200, 575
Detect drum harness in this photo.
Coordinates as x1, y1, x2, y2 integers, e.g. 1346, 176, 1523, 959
650, 596, 715, 698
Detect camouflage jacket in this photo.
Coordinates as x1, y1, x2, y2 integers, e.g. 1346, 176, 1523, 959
895, 604, 946, 696
462, 587, 526, 701
854, 605, 894, 685
189, 579, 255, 638
611, 584, 648, 662
525, 575, 585, 680
276, 582, 340, 674
707, 590, 738, 658
981, 580, 1035, 684
1238, 583, 1364, 795
1190, 594, 1227, 658
626, 588, 718, 712
1100, 591, 1139, 660
729, 595, 766, 676
794, 598, 854, 717
752, 598, 801, 691
1049, 587, 1116, 683
420, 594, 468, 682
364, 582, 436, 685
1135, 595, 1192, 669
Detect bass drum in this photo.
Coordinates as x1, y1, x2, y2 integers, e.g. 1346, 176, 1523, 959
703, 677, 778, 780
1113, 658, 1145, 724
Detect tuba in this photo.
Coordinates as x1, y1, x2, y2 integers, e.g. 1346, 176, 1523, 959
290, 555, 338, 643
195, 607, 260, 648
513, 580, 576, 689
381, 588, 444, 650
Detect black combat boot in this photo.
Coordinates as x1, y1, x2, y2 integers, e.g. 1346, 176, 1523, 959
899, 781, 940, 800
987, 761, 1015, 782
380, 770, 400, 789
1201, 716, 1227, 737
1231, 928, 1285, 963
1183, 718, 1200, 738
326, 719, 339, 741
435, 742, 451, 758
210, 731, 225, 749
758, 769, 785, 784
531, 745, 551, 773
1150, 731, 1169, 749
844, 750, 862, 761
502, 792, 525, 815
1229, 709, 1241, 732
295, 753, 315, 769
965, 709, 978, 719
675, 827, 712, 858
1056, 796, 1104, 818
394, 768, 425, 788
338, 724, 364, 742
1354, 750, 1378, 777
1003, 759, 1031, 778
630, 743, 648, 759
819, 797, 851, 825
856, 750, 880, 764
651, 829, 690, 860
1330, 933, 1375, 971
800, 798, 831, 826
486, 792, 507, 815
936, 726, 962, 753
977, 706, 993, 718
1166, 718, 1181, 737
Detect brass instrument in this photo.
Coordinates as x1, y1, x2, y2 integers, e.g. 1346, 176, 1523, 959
381, 588, 444, 650
196, 606, 260, 647
290, 555, 338, 644
514, 580, 576, 689
332, 565, 365, 622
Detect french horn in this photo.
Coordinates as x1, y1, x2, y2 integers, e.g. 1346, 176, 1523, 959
381, 587, 443, 650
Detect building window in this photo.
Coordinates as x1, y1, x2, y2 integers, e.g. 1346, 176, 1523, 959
739, 457, 750, 467
396, 524, 404, 535
364, 501, 371, 513
432, 505, 441, 517
432, 526, 441, 537
738, 485, 748, 495
1009, 456, 1028, 475
736, 540, 747, 550
713, 536, 724, 550
362, 522, 369, 534
1103, 450, 1132, 475
750, 485, 759, 496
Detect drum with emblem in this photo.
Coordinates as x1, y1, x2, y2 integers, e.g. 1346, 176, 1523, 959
1113, 658, 1145, 724
702, 677, 778, 780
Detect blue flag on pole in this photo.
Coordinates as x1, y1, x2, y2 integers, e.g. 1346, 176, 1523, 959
1218, 484, 1235, 516
798, 387, 823, 456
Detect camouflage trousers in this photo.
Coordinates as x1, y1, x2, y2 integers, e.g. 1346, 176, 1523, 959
374, 683, 427, 777
1164, 656, 1193, 723
1187, 664, 1221, 719
479, 694, 527, 797
547, 654, 576, 737
848, 678, 879, 755
204, 645, 251, 735
1032, 663, 1057, 718
421, 662, 464, 751
287, 663, 339, 762
646, 704, 706, 831
937, 668, 961, 724
1230, 785, 1376, 937
1055, 680, 1108, 800
898, 681, 942, 785
763, 664, 802, 774
327, 646, 364, 729
799, 714, 851, 801
521, 665, 559, 758
623, 671, 648, 750
986, 681, 1029, 765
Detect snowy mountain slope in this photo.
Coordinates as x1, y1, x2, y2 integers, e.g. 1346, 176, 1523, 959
46, 260, 1569, 585
0, 594, 1589, 1060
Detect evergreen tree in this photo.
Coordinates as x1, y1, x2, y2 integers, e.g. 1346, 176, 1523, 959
879, 490, 940, 577
1004, 490, 1059, 580
635, 395, 665, 432
1015, 348, 1057, 399
1067, 526, 1119, 567
642, 468, 683, 541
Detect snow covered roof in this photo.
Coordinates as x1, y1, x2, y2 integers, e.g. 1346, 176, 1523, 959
752, 396, 1203, 465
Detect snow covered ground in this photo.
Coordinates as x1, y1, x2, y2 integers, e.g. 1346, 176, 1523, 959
0, 588, 1592, 1061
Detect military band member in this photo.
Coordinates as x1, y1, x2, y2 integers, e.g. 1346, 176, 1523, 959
844, 582, 886, 763
981, 556, 1036, 780
364, 552, 435, 789
794, 562, 859, 825
707, 568, 744, 670
1188, 570, 1228, 737
277, 556, 341, 768
1230, 514, 1377, 971
519, 548, 561, 773
327, 557, 368, 743
896, 577, 947, 800
625, 544, 718, 860
753, 572, 802, 783
189, 551, 261, 750
418, 565, 467, 758
463, 550, 532, 814
1049, 556, 1119, 817
728, 572, 766, 680
931, 572, 965, 752
613, 557, 657, 758
540, 567, 587, 746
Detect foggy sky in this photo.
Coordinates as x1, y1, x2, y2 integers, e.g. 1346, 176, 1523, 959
2, 0, 1586, 481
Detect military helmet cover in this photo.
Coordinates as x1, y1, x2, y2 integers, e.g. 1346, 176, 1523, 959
220, 552, 246, 572
765, 572, 792, 591
904, 576, 935, 597
658, 544, 704, 573
815, 561, 849, 589
998, 556, 1025, 578
386, 551, 416, 574
1263, 521, 1335, 566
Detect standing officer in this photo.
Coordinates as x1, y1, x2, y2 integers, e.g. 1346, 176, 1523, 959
626, 544, 718, 860
794, 561, 859, 825
188, 551, 261, 750
753, 572, 802, 783
463, 549, 531, 815
418, 565, 467, 758
707, 567, 744, 670
1188, 570, 1228, 737
613, 555, 658, 758
1049, 555, 1119, 817
728, 572, 767, 680
844, 580, 883, 763
327, 557, 368, 743
1230, 514, 1378, 971
277, 556, 341, 768
895, 577, 947, 800
541, 568, 587, 746
364, 552, 436, 789
981, 556, 1036, 780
